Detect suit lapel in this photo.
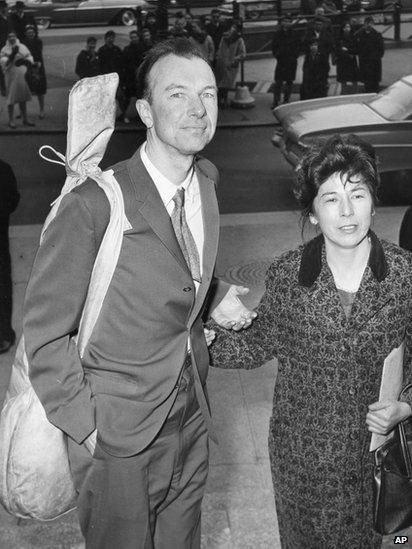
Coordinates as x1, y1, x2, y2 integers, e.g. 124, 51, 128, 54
126, 149, 191, 276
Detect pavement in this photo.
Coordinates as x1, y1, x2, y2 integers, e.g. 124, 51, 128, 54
1, 29, 412, 549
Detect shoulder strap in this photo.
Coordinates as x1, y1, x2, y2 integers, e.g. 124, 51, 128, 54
76, 168, 131, 357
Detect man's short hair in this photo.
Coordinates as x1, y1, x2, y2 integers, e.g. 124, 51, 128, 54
86, 36, 97, 44
136, 38, 209, 102
104, 30, 115, 39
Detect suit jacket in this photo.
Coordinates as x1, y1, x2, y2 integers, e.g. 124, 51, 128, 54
24, 149, 228, 457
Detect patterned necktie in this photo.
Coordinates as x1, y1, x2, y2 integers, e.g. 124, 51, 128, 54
171, 188, 201, 283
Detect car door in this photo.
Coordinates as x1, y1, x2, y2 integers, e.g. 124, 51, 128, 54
75, 0, 106, 25
50, 0, 81, 25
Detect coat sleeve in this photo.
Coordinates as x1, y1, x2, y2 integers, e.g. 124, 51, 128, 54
24, 188, 109, 444
208, 262, 279, 370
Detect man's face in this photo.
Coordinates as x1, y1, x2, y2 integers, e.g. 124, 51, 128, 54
314, 21, 323, 32
139, 54, 218, 157
87, 41, 96, 52
142, 30, 151, 43
129, 32, 139, 44
105, 34, 115, 46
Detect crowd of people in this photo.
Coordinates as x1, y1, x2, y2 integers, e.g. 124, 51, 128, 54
272, 12, 384, 107
74, 9, 247, 116
0, 1, 46, 127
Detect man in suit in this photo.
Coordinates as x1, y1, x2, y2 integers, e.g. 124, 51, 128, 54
24, 38, 254, 548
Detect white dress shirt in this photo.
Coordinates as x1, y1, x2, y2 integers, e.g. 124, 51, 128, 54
140, 142, 204, 293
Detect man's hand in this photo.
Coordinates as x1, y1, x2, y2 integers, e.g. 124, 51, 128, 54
84, 429, 97, 455
366, 400, 412, 435
204, 328, 216, 346
211, 284, 257, 331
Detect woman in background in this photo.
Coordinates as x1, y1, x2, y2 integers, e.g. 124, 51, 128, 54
0, 30, 34, 128
208, 134, 412, 548
215, 22, 246, 108
335, 21, 358, 94
23, 24, 47, 118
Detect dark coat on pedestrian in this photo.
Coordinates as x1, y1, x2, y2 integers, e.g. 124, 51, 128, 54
209, 232, 412, 549
75, 49, 100, 79
97, 43, 123, 77
300, 49, 330, 99
399, 206, 412, 252
206, 20, 225, 51
0, 13, 10, 48
0, 159, 19, 344
356, 27, 384, 87
335, 31, 358, 83
122, 41, 142, 97
272, 27, 300, 83
23, 35, 47, 95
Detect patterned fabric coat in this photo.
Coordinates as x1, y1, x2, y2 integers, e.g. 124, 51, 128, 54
209, 233, 412, 549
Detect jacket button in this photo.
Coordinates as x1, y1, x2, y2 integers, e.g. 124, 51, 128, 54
183, 287, 192, 292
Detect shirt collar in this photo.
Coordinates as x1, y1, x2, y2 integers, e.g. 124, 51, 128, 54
140, 142, 196, 208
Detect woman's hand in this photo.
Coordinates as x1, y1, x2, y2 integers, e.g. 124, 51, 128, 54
204, 328, 216, 346
366, 400, 412, 435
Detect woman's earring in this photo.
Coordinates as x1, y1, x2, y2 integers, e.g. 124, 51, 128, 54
309, 214, 318, 225
371, 209, 376, 217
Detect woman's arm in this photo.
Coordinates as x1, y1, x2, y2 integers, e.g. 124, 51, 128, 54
208, 264, 278, 370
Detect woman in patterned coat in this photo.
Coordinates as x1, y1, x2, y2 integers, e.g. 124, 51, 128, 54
208, 134, 412, 548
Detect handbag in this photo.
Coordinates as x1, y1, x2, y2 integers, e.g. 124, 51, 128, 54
0, 73, 131, 521
373, 383, 412, 534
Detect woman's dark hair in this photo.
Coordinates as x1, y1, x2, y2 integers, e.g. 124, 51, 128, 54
294, 134, 380, 220
136, 38, 208, 102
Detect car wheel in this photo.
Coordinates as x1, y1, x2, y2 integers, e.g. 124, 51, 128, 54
119, 9, 136, 26
35, 17, 51, 29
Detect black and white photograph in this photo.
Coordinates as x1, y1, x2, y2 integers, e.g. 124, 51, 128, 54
1, 0, 412, 547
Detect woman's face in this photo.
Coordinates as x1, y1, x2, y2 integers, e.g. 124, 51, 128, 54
25, 28, 35, 39
311, 172, 374, 251
8, 33, 17, 44
343, 23, 351, 33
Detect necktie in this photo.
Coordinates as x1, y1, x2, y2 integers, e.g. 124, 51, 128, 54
171, 188, 201, 283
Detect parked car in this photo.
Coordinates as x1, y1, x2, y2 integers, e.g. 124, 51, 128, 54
24, 0, 149, 28
220, 0, 301, 19
272, 75, 412, 201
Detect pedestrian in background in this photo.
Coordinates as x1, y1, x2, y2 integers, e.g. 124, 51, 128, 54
208, 133, 412, 549
75, 36, 100, 79
143, 11, 158, 42
121, 29, 141, 122
23, 24, 46, 118
0, 0, 10, 96
216, 22, 246, 109
399, 206, 412, 252
0, 30, 34, 128
8, 0, 36, 41
271, 14, 300, 108
189, 22, 215, 65
0, 158, 19, 354
98, 30, 125, 116
356, 16, 384, 93
335, 21, 358, 94
206, 8, 225, 66
300, 39, 330, 99
302, 15, 334, 89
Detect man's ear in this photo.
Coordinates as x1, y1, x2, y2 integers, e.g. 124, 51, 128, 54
136, 99, 153, 129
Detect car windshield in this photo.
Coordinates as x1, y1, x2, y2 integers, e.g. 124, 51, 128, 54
367, 79, 412, 121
